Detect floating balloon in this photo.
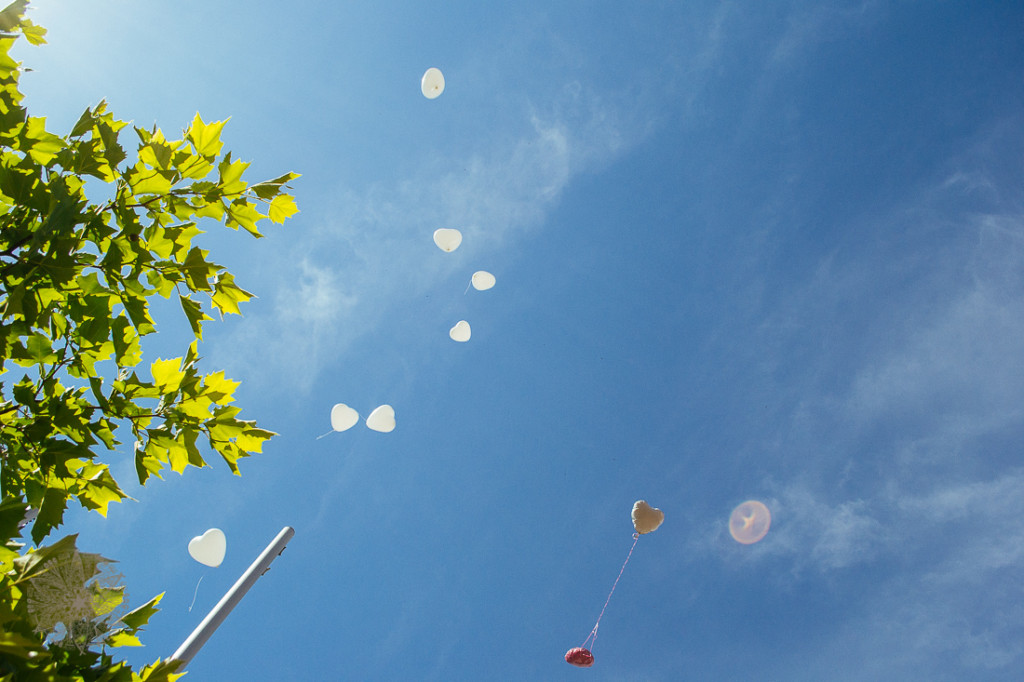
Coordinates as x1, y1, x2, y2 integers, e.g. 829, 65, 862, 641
565, 647, 595, 668
188, 528, 226, 568
631, 500, 665, 534
449, 320, 471, 342
433, 228, 462, 252
471, 271, 496, 291
729, 500, 771, 545
366, 404, 396, 433
330, 403, 359, 432
567, 500, 664, 667
421, 67, 445, 99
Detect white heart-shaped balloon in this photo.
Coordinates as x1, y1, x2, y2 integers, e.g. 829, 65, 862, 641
433, 228, 462, 252
421, 67, 445, 99
188, 528, 226, 567
366, 404, 396, 433
330, 403, 359, 432
471, 271, 496, 291
449, 320, 471, 342
631, 500, 665, 535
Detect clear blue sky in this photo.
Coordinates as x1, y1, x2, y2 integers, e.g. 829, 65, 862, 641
16, 1, 1024, 680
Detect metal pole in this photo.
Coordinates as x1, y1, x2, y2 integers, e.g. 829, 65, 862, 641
168, 525, 295, 668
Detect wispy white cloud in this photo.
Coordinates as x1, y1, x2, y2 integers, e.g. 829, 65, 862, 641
842, 212, 1024, 458
899, 470, 1024, 581
792, 470, 1024, 677
781, 488, 886, 571
765, 0, 884, 69
284, 259, 358, 326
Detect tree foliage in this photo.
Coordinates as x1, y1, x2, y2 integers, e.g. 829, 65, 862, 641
0, 3, 298, 677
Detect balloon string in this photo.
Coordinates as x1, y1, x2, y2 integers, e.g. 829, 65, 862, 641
582, 532, 640, 651
188, 575, 204, 613
315, 429, 333, 440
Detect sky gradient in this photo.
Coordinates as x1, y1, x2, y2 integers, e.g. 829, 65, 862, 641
14, 1, 1024, 680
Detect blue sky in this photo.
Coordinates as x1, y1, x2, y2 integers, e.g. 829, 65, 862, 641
15, 1, 1024, 679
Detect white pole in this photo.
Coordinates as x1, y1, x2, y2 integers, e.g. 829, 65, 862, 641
168, 525, 295, 668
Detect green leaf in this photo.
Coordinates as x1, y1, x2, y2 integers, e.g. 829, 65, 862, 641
106, 630, 143, 647
135, 657, 187, 682
217, 154, 249, 195
202, 371, 239, 404
250, 171, 300, 199
135, 442, 162, 484
173, 426, 204, 468
24, 333, 57, 364
129, 165, 173, 196
235, 424, 275, 453
193, 197, 226, 220
181, 246, 217, 291
212, 441, 244, 475
177, 151, 213, 180
179, 294, 212, 339
164, 437, 190, 474
138, 141, 173, 170
0, 629, 46, 659
120, 592, 163, 630
268, 193, 298, 223
20, 18, 47, 46
92, 584, 127, 617
69, 105, 95, 138
23, 116, 63, 164
225, 198, 265, 236
76, 463, 127, 516
0, 166, 38, 205
0, 496, 29, 545
150, 357, 184, 393
211, 272, 253, 315
111, 315, 143, 367
0, 1, 29, 33
187, 113, 228, 157
13, 533, 78, 580
32, 486, 69, 542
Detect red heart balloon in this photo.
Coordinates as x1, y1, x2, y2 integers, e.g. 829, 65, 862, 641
565, 647, 595, 667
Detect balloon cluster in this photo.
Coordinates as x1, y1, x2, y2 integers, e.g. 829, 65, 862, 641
432, 228, 497, 343
318, 68, 496, 437
322, 403, 396, 435
186, 69, 458, 583
180, 68, 779, 678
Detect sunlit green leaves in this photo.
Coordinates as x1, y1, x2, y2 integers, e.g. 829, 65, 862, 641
114, 341, 275, 483
0, 6, 298, 677
0, 5, 299, 539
